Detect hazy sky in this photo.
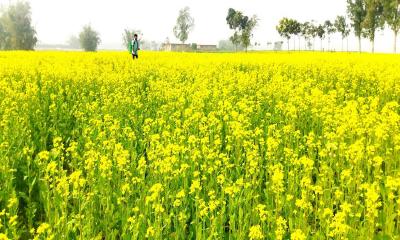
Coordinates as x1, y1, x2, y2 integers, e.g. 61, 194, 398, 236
0, 0, 398, 52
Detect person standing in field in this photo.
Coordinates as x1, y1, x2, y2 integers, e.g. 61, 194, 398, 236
130, 33, 140, 60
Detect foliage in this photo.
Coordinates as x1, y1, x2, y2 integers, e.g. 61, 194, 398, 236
382, 0, 400, 33
226, 8, 258, 51
0, 1, 37, 50
347, 0, 367, 51
300, 21, 312, 40
229, 31, 242, 50
324, 20, 336, 50
362, 0, 385, 52
324, 20, 336, 35
334, 16, 351, 39
240, 16, 258, 51
0, 21, 9, 50
67, 35, 80, 49
276, 18, 292, 40
300, 22, 313, 50
173, 7, 194, 44
316, 24, 326, 40
335, 16, 351, 51
79, 25, 101, 52
382, 0, 400, 52
308, 22, 319, 40
1, 51, 400, 239
276, 18, 301, 50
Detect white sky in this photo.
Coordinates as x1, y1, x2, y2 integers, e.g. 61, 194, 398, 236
0, 0, 398, 52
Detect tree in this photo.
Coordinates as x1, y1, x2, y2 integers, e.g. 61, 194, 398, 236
290, 19, 301, 50
0, 1, 37, 50
276, 18, 292, 50
226, 7, 243, 51
276, 18, 300, 50
301, 21, 312, 50
334, 16, 351, 51
173, 7, 194, 44
324, 20, 336, 51
67, 35, 80, 49
226, 8, 257, 52
0, 21, 10, 50
240, 15, 258, 51
226, 8, 243, 51
347, 0, 367, 52
363, 0, 385, 53
316, 24, 326, 51
226, 8, 243, 30
308, 21, 319, 50
79, 25, 101, 52
229, 32, 242, 51
382, 0, 400, 53
122, 29, 142, 51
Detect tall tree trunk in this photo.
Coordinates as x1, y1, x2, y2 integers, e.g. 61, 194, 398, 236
358, 36, 361, 53
341, 38, 344, 52
299, 37, 301, 51
293, 38, 296, 51
327, 37, 330, 51
313, 38, 316, 51
287, 39, 290, 51
394, 31, 398, 53
320, 38, 323, 51
371, 39, 374, 53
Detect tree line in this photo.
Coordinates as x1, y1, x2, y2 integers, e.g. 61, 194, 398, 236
276, 17, 350, 52
0, 1, 101, 51
1, 1, 399, 53
276, 0, 400, 53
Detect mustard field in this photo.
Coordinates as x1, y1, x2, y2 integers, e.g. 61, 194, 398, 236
0, 51, 400, 239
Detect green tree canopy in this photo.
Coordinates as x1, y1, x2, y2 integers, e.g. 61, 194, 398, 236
362, 0, 385, 52
334, 16, 351, 51
308, 22, 319, 50
240, 15, 258, 52
324, 20, 336, 50
276, 18, 300, 50
315, 24, 326, 50
347, 0, 367, 52
226, 8, 258, 51
300, 22, 313, 50
67, 35, 80, 49
0, 1, 37, 50
79, 25, 101, 52
173, 7, 194, 44
334, 16, 351, 40
382, 0, 400, 52
276, 18, 292, 50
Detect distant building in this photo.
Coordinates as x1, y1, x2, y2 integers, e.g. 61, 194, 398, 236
161, 43, 191, 51
161, 43, 217, 52
197, 44, 217, 52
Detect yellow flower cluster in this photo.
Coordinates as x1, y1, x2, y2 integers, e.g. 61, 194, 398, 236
0, 51, 399, 239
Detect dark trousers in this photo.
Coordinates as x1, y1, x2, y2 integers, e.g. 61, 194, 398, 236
132, 53, 138, 59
